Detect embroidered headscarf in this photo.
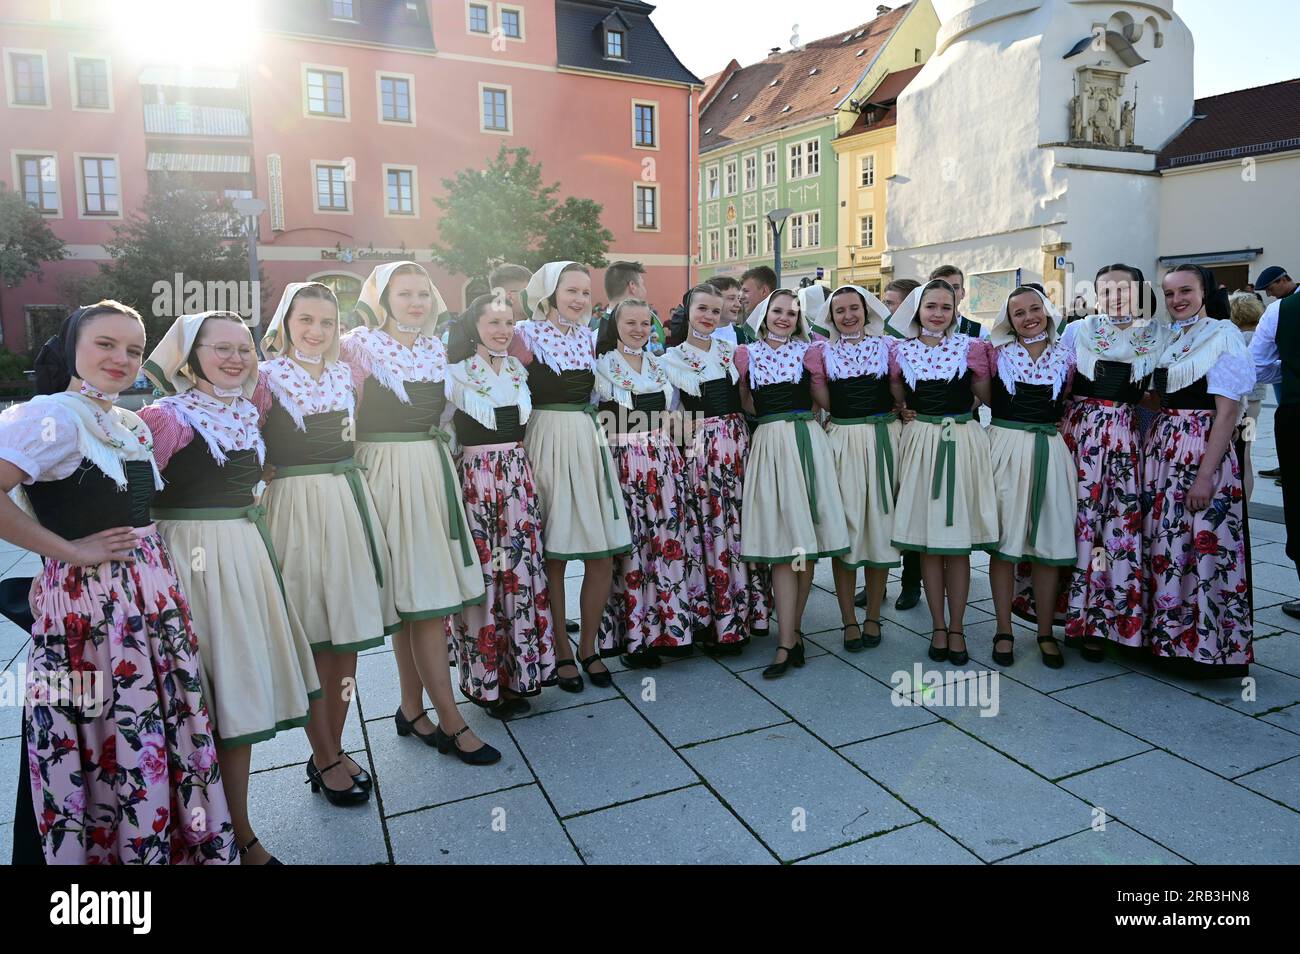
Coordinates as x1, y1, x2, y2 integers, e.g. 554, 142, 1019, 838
798, 284, 830, 337
817, 284, 890, 343
990, 286, 1063, 347
263, 282, 342, 362
351, 261, 448, 336
745, 289, 810, 341
524, 261, 590, 324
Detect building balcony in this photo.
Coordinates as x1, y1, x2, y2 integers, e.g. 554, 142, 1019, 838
143, 103, 250, 138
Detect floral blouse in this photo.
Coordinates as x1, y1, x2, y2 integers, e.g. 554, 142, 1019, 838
445, 353, 532, 430
594, 349, 674, 408
735, 339, 817, 388
340, 326, 446, 403
253, 356, 365, 430
995, 341, 1075, 398
511, 319, 595, 373
889, 334, 995, 389
813, 335, 894, 383
661, 338, 739, 396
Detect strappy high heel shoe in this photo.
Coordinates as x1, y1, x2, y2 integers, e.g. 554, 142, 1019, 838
338, 749, 371, 790
947, 628, 969, 666
1037, 634, 1065, 669
305, 757, 370, 806
992, 633, 1015, 666
580, 653, 614, 688
395, 706, 439, 746
434, 724, 502, 765
862, 618, 883, 648
762, 636, 805, 679
842, 620, 864, 653
928, 627, 948, 662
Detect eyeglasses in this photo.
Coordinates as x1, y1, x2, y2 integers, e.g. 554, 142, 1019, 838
196, 343, 255, 361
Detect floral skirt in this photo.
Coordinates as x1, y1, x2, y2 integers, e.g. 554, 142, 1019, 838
599, 430, 708, 655
23, 528, 237, 864
1140, 409, 1253, 669
684, 414, 769, 644
449, 443, 557, 705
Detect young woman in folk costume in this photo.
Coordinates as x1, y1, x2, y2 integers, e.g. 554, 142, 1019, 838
509, 262, 632, 690
661, 284, 770, 654
806, 285, 900, 652
1055, 264, 1164, 661
140, 311, 317, 865
1142, 265, 1255, 676
736, 290, 849, 678
341, 262, 496, 764
986, 287, 1079, 668
593, 298, 707, 667
443, 295, 556, 718
886, 281, 999, 666
0, 303, 236, 865
256, 282, 399, 804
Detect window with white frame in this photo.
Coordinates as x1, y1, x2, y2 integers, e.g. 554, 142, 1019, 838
860, 154, 875, 188
706, 165, 719, 200
73, 56, 110, 109
468, 3, 490, 33
762, 221, 772, 255
860, 213, 874, 247
635, 183, 658, 229
386, 167, 415, 215
379, 75, 412, 123
17, 154, 59, 214
724, 159, 737, 196
789, 211, 820, 250
605, 30, 625, 59
725, 225, 738, 260
7, 51, 48, 106
499, 7, 523, 39
315, 162, 350, 211
481, 86, 510, 132
763, 148, 777, 186
706, 230, 720, 263
806, 139, 820, 176
743, 154, 757, 192
633, 102, 656, 148
744, 221, 758, 257
331, 0, 356, 20
789, 214, 803, 250
306, 68, 346, 117
78, 156, 118, 215
787, 142, 803, 180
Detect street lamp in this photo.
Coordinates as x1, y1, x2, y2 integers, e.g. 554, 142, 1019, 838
766, 207, 794, 287
232, 196, 267, 335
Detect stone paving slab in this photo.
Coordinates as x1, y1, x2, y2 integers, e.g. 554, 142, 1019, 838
251, 703, 365, 774
1059, 750, 1300, 864
840, 722, 1093, 862
1253, 632, 1300, 678
997, 822, 1188, 865
714, 633, 829, 673
1234, 754, 1300, 812
387, 784, 580, 865
1, 621, 30, 672
681, 722, 918, 861
507, 697, 697, 817
797, 821, 982, 865
959, 618, 1134, 694
564, 785, 776, 864
0, 823, 10, 864
622, 655, 786, 746
1254, 605, 1300, 637
0, 738, 16, 819
1259, 704, 1299, 734
1053, 672, 1300, 778
0, 662, 23, 741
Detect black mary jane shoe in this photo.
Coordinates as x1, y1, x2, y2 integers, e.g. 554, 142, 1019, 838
842, 621, 864, 653
338, 749, 372, 790
621, 648, 661, 669
861, 618, 883, 648
946, 629, 969, 666
554, 657, 584, 693
434, 724, 502, 766
1038, 634, 1066, 669
305, 757, 370, 807
581, 653, 614, 688
239, 837, 283, 865
762, 638, 805, 679
394, 706, 439, 746
928, 627, 949, 663
486, 697, 532, 720
992, 633, 1015, 667
1080, 635, 1107, 663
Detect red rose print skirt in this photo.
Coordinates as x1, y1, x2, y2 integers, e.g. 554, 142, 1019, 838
449, 443, 557, 705
598, 429, 708, 656
1140, 408, 1253, 669
23, 528, 237, 864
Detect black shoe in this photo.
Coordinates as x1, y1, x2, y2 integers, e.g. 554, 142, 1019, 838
339, 749, 371, 790
433, 724, 502, 765
621, 648, 661, 669
1259, 466, 1282, 478
842, 621, 864, 653
854, 586, 870, 609
486, 700, 518, 721
762, 638, 805, 679
861, 618, 882, 648
580, 653, 614, 688
508, 697, 531, 715
1038, 634, 1065, 669
566, 618, 579, 634
1282, 601, 1300, 620
239, 837, 283, 865
394, 706, 439, 746
305, 757, 370, 806
1080, 635, 1107, 663
554, 657, 584, 693
947, 629, 969, 666
992, 633, 1015, 666
928, 627, 948, 662
895, 587, 921, 611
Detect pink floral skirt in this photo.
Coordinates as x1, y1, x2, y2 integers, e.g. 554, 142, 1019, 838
1140, 409, 1252, 668
599, 429, 708, 655
449, 443, 556, 705
24, 528, 237, 864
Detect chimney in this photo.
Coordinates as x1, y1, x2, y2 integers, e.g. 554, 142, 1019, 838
876, 4, 892, 15
769, 47, 781, 55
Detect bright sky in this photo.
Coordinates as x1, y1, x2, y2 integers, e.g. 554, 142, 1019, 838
652, 0, 1296, 98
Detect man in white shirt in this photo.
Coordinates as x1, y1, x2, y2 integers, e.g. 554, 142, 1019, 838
707, 275, 745, 345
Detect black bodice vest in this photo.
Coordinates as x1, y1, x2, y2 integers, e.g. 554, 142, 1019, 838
26, 459, 155, 538
679, 376, 742, 418
453, 405, 525, 446
356, 378, 443, 434
828, 373, 893, 418
990, 379, 1063, 424
906, 372, 975, 416
263, 401, 353, 467
1072, 359, 1144, 404
526, 363, 594, 405
1152, 369, 1217, 410
153, 439, 262, 508
752, 370, 814, 417
598, 390, 667, 434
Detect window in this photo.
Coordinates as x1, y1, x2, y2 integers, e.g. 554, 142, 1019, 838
499, 7, 523, 39
789, 215, 803, 250
706, 230, 720, 263
860, 154, 875, 188
606, 30, 625, 58
635, 184, 658, 230
724, 159, 737, 196
78, 155, 119, 216
789, 211, 820, 250
7, 51, 48, 106
860, 214, 875, 247
331, 0, 356, 20
481, 85, 510, 133
744, 222, 758, 257
305, 67, 347, 117
379, 74, 412, 123
763, 148, 777, 186
633, 102, 656, 148
468, 3, 489, 33
789, 138, 818, 179
762, 221, 772, 255
788, 142, 803, 180
807, 139, 820, 176
706, 165, 719, 200
16, 154, 59, 214
385, 166, 415, 216
72, 56, 110, 110
743, 154, 757, 192
315, 162, 350, 211
725, 225, 738, 260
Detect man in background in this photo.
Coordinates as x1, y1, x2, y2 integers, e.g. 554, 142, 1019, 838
488, 262, 533, 322
594, 260, 665, 353
930, 264, 990, 339
708, 275, 755, 344
740, 265, 777, 326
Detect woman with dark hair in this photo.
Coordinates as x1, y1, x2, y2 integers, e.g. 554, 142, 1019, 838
341, 262, 496, 764
510, 261, 631, 691
887, 280, 999, 666
1, 303, 236, 865
593, 298, 706, 666
1055, 263, 1164, 661
140, 311, 317, 864
256, 282, 398, 806
662, 284, 769, 653
444, 294, 556, 717
807, 285, 899, 651
1141, 264, 1254, 676
737, 290, 849, 678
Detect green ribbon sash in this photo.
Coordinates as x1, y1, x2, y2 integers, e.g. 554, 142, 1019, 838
990, 418, 1059, 547
912, 412, 975, 527
151, 503, 287, 596
533, 402, 622, 522
756, 410, 820, 524
272, 458, 385, 588
830, 411, 898, 515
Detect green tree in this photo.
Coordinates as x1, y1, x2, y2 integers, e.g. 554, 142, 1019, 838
431, 145, 612, 287
0, 182, 66, 288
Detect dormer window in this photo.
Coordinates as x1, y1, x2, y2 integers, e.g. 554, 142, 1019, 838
606, 29, 625, 58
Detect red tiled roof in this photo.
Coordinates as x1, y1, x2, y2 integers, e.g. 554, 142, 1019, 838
698, 4, 911, 154
700, 61, 739, 112
1158, 77, 1300, 168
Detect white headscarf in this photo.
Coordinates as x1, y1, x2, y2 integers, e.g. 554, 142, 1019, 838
798, 284, 829, 334
524, 260, 590, 323
745, 289, 810, 341
263, 282, 342, 362
817, 284, 891, 342
351, 261, 447, 336
989, 286, 1062, 347
886, 284, 959, 340
143, 312, 259, 398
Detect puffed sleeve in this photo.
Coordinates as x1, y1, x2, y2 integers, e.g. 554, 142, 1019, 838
734, 344, 750, 383
137, 403, 194, 471
1058, 320, 1080, 358
1205, 349, 1257, 401
803, 341, 827, 387
967, 339, 996, 380
0, 401, 84, 484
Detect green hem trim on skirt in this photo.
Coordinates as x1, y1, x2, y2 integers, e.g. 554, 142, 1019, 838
309, 633, 389, 654
740, 546, 849, 565
543, 544, 634, 561
989, 550, 1077, 567
891, 539, 998, 556
833, 555, 903, 570
383, 621, 404, 636
396, 591, 487, 621
218, 711, 311, 749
